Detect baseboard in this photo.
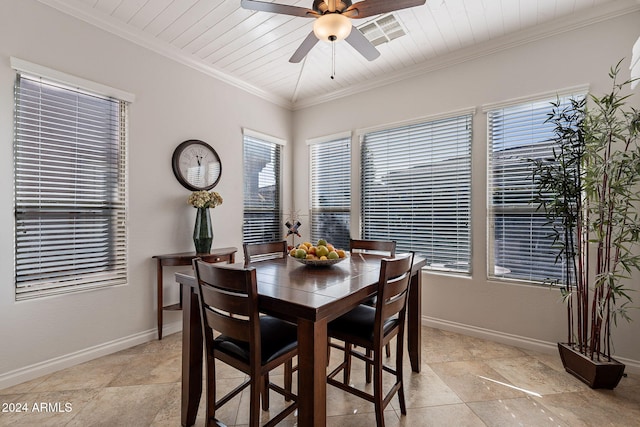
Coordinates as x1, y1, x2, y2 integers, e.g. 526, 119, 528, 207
422, 316, 640, 375
0, 321, 183, 390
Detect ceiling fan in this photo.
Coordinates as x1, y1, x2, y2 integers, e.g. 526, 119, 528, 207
241, 0, 426, 63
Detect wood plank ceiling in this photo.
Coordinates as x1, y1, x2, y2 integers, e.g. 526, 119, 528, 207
39, 0, 639, 109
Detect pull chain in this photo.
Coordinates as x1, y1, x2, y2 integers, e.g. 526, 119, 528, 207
330, 35, 336, 79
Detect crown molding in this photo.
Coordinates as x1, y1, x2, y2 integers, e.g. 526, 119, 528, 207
37, 0, 294, 110
38, 0, 639, 111
291, 0, 640, 110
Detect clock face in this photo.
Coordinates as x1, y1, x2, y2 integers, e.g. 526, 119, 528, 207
172, 140, 222, 191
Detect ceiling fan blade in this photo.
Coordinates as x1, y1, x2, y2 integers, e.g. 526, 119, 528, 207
345, 27, 380, 61
289, 31, 320, 63
241, 0, 317, 18
346, 0, 426, 19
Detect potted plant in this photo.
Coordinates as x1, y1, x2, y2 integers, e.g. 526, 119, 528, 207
532, 61, 640, 389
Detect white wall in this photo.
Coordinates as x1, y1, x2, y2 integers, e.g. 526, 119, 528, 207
292, 11, 640, 370
0, 0, 292, 387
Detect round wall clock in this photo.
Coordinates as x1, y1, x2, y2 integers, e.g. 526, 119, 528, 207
171, 139, 222, 191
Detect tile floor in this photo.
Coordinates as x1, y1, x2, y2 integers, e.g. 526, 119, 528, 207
1, 327, 639, 426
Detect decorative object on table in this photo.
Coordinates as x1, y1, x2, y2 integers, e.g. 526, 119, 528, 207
291, 256, 347, 267
289, 239, 348, 267
531, 61, 640, 389
172, 139, 222, 191
285, 220, 301, 238
188, 190, 223, 254
283, 209, 307, 249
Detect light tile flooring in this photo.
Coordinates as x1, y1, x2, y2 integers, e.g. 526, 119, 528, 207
1, 327, 639, 426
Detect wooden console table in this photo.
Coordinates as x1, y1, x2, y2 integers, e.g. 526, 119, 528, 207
152, 248, 237, 339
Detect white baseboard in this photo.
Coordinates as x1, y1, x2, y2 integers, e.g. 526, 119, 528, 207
422, 316, 640, 375
0, 321, 183, 390
3, 317, 638, 391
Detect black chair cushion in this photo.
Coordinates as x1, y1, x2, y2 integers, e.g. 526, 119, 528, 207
214, 316, 297, 365
328, 305, 398, 343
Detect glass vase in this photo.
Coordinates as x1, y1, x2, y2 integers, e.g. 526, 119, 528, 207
193, 207, 213, 254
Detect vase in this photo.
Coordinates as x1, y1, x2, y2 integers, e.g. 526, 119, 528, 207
193, 207, 213, 254
557, 343, 625, 389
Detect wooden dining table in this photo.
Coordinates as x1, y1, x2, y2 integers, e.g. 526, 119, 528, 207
175, 252, 426, 427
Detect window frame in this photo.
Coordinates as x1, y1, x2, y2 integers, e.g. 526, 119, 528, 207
12, 58, 133, 301
484, 86, 588, 285
308, 132, 352, 250
242, 129, 285, 245
357, 109, 474, 275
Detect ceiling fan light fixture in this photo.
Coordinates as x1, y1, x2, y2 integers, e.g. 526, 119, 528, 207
313, 13, 352, 42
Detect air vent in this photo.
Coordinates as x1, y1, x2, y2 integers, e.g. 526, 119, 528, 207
357, 13, 407, 47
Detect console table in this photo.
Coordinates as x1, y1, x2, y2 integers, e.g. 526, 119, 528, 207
152, 247, 237, 339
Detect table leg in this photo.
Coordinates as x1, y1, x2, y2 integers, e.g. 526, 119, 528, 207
297, 318, 327, 427
181, 283, 202, 426
156, 260, 163, 340
407, 269, 422, 373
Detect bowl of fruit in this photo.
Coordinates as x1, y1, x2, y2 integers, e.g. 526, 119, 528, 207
289, 239, 348, 267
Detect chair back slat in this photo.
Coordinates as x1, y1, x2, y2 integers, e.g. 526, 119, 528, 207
350, 239, 396, 257
243, 240, 288, 266
200, 284, 251, 317
377, 253, 414, 328
204, 307, 252, 342
196, 260, 253, 293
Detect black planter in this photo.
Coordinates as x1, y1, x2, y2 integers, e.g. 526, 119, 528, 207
558, 342, 625, 389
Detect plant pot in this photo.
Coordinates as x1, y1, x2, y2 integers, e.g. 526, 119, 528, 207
557, 343, 625, 389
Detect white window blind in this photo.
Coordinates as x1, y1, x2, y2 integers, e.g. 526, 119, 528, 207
243, 134, 282, 244
14, 73, 128, 300
361, 113, 472, 273
487, 93, 584, 283
310, 136, 351, 250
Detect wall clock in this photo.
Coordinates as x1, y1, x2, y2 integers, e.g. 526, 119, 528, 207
171, 139, 222, 191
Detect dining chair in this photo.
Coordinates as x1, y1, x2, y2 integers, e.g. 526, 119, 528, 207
243, 240, 289, 266
193, 258, 298, 427
349, 239, 396, 258
350, 239, 396, 359
327, 253, 414, 427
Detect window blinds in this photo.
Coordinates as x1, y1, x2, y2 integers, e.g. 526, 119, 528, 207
361, 113, 472, 273
487, 94, 583, 283
310, 137, 351, 250
243, 134, 282, 244
14, 74, 128, 300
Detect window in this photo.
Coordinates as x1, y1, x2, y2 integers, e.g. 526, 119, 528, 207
243, 131, 283, 244
486, 91, 585, 283
13, 62, 130, 300
360, 112, 473, 273
310, 135, 351, 250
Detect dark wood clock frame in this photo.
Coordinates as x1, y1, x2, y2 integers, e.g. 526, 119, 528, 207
171, 139, 222, 191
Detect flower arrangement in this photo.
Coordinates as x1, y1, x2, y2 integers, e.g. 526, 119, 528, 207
187, 190, 223, 209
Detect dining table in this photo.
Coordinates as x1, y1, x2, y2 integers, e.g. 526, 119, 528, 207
175, 252, 426, 427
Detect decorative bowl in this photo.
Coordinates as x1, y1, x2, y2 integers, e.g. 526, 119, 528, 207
289, 254, 348, 267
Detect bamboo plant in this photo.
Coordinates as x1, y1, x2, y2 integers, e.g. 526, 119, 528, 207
532, 61, 640, 361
